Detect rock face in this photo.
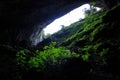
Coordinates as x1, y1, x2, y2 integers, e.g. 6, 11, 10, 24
0, 0, 119, 45
0, 1, 120, 80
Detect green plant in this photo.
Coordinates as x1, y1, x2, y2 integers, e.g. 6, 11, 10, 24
16, 50, 27, 68
81, 52, 90, 61
16, 49, 31, 70
16, 42, 79, 71
99, 48, 108, 57
92, 1, 96, 6
28, 42, 79, 70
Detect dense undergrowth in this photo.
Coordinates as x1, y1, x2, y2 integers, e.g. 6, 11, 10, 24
0, 4, 120, 80
38, 4, 120, 79
16, 42, 79, 71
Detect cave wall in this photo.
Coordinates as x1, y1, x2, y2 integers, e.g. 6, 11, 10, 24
0, 0, 119, 46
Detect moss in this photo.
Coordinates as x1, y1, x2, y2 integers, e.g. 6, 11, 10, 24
4, 4, 120, 80
48, 4, 120, 70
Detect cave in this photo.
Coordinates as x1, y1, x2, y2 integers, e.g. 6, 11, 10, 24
0, 0, 89, 45
0, 0, 119, 46
0, 0, 120, 80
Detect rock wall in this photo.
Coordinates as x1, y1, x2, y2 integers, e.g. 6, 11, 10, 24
0, 0, 119, 45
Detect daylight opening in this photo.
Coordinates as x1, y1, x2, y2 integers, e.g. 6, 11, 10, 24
43, 4, 101, 35
31, 4, 101, 46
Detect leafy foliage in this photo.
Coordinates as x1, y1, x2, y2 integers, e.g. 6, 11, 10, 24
16, 50, 26, 67
1, 3, 120, 80
28, 42, 79, 69
16, 49, 31, 69
81, 52, 90, 61
16, 42, 79, 71
49, 4, 120, 74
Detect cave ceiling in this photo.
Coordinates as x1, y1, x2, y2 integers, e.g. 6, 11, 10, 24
0, 0, 119, 45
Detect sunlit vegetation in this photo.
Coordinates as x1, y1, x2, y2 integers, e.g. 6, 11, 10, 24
47, 4, 120, 78
15, 4, 120, 80
16, 42, 79, 71
0, 3, 120, 80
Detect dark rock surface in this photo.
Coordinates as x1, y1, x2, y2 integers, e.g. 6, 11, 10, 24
0, 0, 119, 45
0, 1, 120, 80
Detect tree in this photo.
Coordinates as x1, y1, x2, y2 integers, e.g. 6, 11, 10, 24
84, 7, 97, 17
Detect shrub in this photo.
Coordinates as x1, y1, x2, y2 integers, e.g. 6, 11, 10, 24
16, 50, 27, 68
28, 42, 79, 70
16, 49, 31, 70
16, 42, 79, 71
81, 52, 90, 61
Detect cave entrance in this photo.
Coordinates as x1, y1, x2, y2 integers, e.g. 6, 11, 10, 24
31, 3, 101, 46
43, 4, 101, 36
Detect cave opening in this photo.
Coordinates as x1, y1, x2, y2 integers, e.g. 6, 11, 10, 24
1, 1, 120, 80
31, 3, 101, 46
43, 3, 101, 35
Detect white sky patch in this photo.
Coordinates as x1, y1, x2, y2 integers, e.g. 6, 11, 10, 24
43, 4, 101, 35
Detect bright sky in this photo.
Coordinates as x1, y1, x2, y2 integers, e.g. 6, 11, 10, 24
43, 4, 100, 35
